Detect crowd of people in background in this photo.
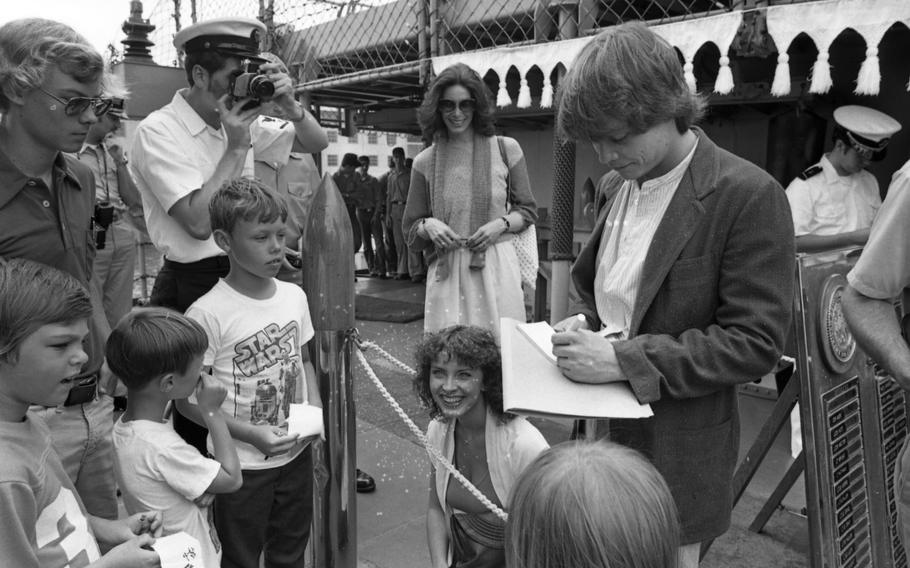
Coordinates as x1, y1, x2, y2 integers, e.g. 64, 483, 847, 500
4, 8, 910, 568
332, 148, 428, 282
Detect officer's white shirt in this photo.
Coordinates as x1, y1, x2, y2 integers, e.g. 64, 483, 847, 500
129, 89, 254, 263
785, 154, 881, 237
251, 115, 295, 167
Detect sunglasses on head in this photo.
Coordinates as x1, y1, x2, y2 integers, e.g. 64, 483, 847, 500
439, 98, 476, 114
38, 87, 113, 117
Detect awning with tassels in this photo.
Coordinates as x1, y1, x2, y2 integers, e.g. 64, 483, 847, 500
431, 0, 910, 108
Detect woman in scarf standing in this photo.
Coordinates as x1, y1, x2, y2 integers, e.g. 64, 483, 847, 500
403, 63, 537, 336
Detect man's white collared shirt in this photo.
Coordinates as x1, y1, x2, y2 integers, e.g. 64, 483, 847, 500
786, 154, 880, 238
594, 141, 698, 338
129, 89, 254, 263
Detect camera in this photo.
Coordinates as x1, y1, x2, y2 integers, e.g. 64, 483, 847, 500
94, 201, 115, 250
63, 374, 98, 406
285, 251, 302, 269
229, 63, 275, 109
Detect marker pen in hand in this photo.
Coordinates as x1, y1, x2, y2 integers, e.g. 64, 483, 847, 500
566, 314, 587, 331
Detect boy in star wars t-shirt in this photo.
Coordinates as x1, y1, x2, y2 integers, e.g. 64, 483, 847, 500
180, 178, 323, 568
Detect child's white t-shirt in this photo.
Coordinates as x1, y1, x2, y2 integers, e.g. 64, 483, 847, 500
186, 279, 315, 469
112, 418, 222, 568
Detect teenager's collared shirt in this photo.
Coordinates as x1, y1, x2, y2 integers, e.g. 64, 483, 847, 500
0, 150, 95, 281
129, 89, 254, 263
593, 140, 699, 338
0, 149, 104, 372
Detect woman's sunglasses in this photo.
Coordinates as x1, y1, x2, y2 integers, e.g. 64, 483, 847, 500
38, 88, 114, 117
439, 98, 476, 114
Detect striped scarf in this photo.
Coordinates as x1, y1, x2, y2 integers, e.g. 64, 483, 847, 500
430, 133, 492, 280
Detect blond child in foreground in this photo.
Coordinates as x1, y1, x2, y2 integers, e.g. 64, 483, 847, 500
506, 440, 680, 568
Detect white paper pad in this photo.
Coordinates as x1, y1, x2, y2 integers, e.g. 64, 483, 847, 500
151, 532, 202, 568
287, 403, 324, 439
516, 320, 558, 362
501, 317, 652, 420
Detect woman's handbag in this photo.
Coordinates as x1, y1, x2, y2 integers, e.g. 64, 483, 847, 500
497, 137, 539, 290
513, 225, 539, 289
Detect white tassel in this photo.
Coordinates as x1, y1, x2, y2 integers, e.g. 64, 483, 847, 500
809, 51, 832, 94
540, 79, 554, 108
517, 77, 532, 108
496, 79, 511, 107
855, 46, 880, 95
714, 55, 734, 94
771, 53, 791, 96
684, 61, 696, 92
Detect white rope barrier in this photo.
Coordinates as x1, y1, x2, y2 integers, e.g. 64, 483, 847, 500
355, 339, 508, 522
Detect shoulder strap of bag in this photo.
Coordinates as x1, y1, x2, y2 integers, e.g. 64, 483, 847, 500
496, 136, 512, 206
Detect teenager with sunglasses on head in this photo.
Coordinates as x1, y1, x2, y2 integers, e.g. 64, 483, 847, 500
0, 17, 123, 522
403, 63, 537, 337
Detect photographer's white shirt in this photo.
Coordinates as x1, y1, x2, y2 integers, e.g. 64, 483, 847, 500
129, 90, 254, 263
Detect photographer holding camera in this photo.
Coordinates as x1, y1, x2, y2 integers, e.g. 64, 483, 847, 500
129, 17, 276, 453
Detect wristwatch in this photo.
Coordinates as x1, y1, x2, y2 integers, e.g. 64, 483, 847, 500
288, 102, 306, 122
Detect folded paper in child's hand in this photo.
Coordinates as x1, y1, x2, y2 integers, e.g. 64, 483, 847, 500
151, 532, 202, 568
287, 403, 324, 440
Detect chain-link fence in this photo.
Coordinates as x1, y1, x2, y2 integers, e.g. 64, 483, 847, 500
146, 0, 407, 70
145, 0, 813, 90
133, 0, 815, 303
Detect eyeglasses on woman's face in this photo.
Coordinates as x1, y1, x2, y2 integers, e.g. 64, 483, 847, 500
439, 98, 476, 114
37, 87, 113, 117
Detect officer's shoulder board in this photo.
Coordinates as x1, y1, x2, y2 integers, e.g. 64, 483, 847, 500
798, 165, 823, 181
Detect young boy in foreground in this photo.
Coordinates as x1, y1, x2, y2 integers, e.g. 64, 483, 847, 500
178, 178, 323, 568
108, 308, 243, 568
0, 258, 162, 567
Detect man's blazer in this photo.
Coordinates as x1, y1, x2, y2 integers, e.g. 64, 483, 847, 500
570, 128, 795, 542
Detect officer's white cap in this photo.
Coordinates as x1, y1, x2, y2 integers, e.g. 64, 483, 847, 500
833, 105, 901, 156
173, 17, 266, 59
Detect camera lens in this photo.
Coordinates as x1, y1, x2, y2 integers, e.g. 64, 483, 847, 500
249, 75, 275, 99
